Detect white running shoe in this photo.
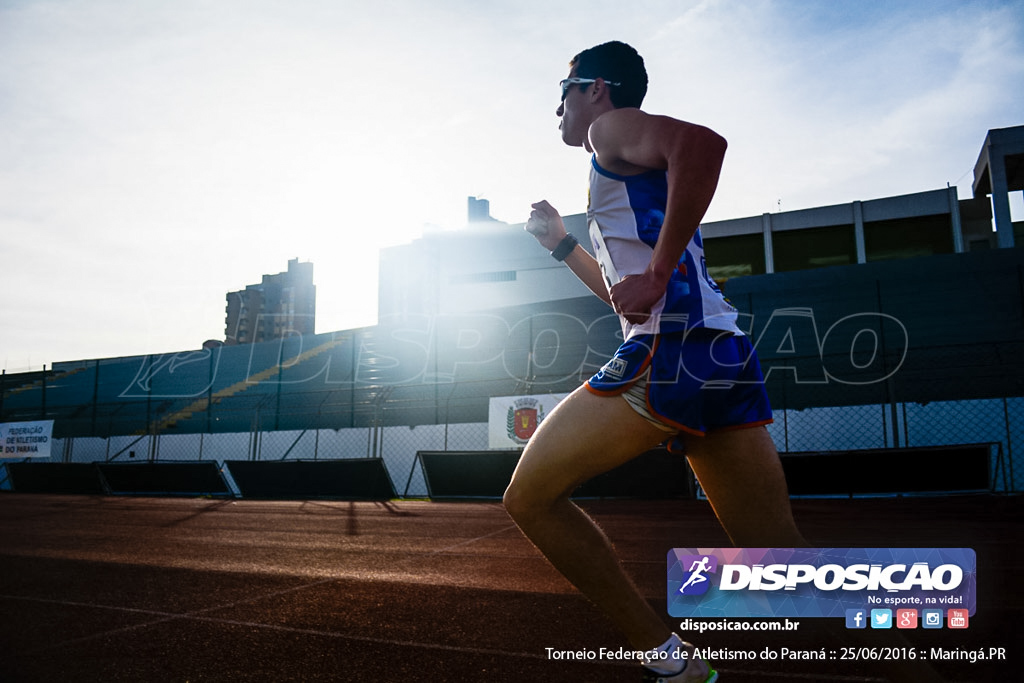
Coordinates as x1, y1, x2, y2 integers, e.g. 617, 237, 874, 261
640, 638, 718, 682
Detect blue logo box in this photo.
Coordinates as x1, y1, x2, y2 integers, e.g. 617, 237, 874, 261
667, 548, 976, 619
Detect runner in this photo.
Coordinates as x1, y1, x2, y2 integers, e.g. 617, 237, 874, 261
504, 41, 806, 682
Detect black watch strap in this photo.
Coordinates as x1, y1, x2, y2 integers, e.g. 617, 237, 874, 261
551, 233, 579, 261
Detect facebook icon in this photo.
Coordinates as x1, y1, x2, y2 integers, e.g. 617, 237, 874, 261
845, 609, 867, 629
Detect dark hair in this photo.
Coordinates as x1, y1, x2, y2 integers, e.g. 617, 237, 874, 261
569, 41, 648, 108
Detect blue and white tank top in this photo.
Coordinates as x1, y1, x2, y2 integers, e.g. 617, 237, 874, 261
587, 155, 742, 339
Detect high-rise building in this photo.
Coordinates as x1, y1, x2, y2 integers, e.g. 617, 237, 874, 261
224, 259, 316, 345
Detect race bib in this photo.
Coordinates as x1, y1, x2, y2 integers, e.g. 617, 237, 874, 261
589, 219, 620, 288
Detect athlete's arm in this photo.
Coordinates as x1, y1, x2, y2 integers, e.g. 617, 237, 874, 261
526, 200, 611, 306
587, 109, 727, 324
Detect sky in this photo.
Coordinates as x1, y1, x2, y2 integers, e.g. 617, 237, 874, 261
2, 0, 1023, 372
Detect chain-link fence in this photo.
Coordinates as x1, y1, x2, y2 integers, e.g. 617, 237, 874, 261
8, 392, 1019, 497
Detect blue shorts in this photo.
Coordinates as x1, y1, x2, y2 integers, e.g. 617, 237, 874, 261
585, 329, 772, 450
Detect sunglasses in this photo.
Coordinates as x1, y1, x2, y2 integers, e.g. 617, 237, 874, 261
560, 77, 621, 101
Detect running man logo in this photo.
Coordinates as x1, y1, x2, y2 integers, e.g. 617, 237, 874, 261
677, 554, 718, 596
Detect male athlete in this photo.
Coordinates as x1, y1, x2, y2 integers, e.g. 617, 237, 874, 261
503, 41, 805, 682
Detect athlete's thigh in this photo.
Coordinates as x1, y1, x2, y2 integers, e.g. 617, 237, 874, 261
508, 384, 670, 501
684, 426, 804, 547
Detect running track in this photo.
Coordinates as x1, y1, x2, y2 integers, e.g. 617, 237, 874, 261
0, 494, 1019, 681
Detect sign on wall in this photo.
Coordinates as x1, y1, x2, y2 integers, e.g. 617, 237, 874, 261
1, 420, 55, 459
488, 394, 567, 449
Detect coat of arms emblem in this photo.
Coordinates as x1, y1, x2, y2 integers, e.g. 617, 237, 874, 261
507, 397, 545, 444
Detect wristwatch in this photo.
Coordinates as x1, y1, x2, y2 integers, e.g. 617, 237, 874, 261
551, 233, 579, 261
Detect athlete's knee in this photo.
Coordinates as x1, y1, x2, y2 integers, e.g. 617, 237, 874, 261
502, 476, 543, 524
503, 468, 566, 526
502, 482, 523, 519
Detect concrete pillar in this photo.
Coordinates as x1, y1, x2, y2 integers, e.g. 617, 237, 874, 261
947, 186, 965, 253
852, 201, 866, 263
762, 213, 775, 274
987, 148, 1015, 248
973, 127, 1023, 249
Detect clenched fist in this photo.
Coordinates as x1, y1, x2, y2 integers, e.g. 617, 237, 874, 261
525, 200, 567, 251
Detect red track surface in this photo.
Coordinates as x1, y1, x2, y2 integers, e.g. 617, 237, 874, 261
0, 493, 1019, 682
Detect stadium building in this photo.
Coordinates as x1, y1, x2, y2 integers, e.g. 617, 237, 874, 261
1, 126, 1022, 499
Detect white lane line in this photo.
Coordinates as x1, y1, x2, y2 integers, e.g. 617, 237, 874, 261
420, 523, 520, 557
1, 577, 338, 655
3, 526, 520, 656
0, 595, 886, 679
0, 591, 561, 663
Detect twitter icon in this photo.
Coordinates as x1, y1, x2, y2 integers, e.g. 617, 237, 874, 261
870, 609, 893, 629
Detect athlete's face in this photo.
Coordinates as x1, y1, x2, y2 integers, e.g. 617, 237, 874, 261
556, 66, 593, 149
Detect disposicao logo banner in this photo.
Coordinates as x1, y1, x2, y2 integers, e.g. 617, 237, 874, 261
668, 548, 976, 618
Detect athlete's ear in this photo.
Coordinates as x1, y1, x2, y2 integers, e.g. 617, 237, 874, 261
591, 77, 613, 104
